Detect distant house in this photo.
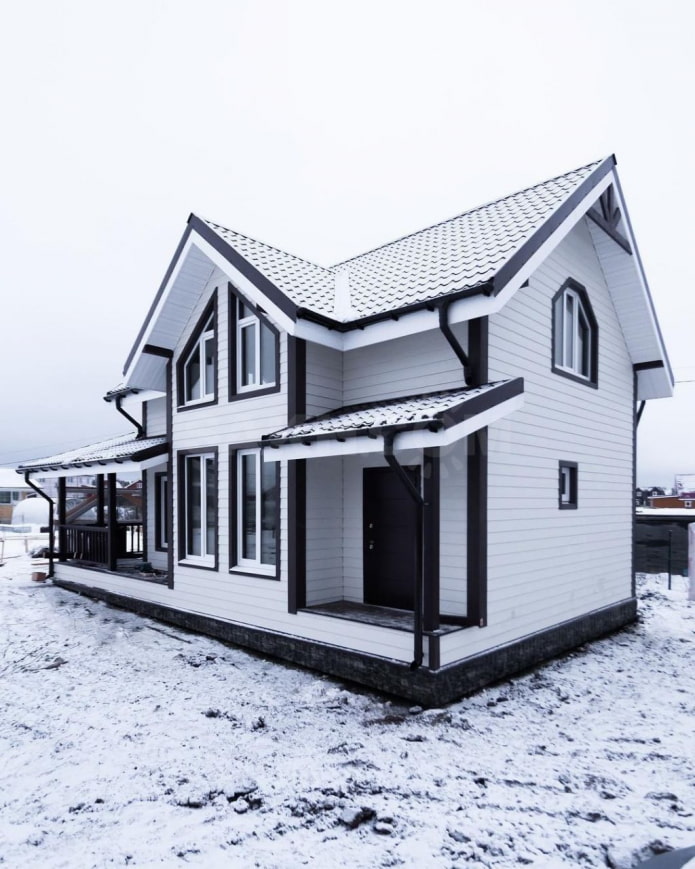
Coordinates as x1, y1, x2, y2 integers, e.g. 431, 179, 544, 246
0, 469, 31, 524
649, 494, 695, 509
635, 486, 666, 507
18, 155, 673, 704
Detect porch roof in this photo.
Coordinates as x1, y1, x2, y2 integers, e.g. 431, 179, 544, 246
17, 433, 168, 477
262, 378, 524, 460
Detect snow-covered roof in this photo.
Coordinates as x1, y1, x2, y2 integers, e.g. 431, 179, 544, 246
123, 154, 672, 402
17, 433, 168, 475
0, 468, 30, 489
264, 380, 523, 447
201, 159, 605, 322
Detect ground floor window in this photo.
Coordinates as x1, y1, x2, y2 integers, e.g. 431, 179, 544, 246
234, 449, 278, 574
559, 460, 578, 509
180, 451, 217, 566
155, 472, 169, 550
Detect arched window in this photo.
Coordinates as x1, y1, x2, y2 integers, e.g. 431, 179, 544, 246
552, 279, 598, 386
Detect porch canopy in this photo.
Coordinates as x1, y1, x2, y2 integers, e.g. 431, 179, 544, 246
17, 432, 168, 478
261, 378, 524, 460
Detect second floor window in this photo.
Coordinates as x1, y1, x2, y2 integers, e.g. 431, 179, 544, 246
552, 279, 598, 386
177, 296, 217, 409
233, 292, 278, 396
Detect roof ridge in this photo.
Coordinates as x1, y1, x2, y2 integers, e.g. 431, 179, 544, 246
199, 216, 334, 276
331, 157, 610, 269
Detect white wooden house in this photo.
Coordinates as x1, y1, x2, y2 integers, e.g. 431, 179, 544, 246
18, 156, 673, 704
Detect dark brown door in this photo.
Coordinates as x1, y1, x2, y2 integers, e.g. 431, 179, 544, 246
363, 466, 420, 609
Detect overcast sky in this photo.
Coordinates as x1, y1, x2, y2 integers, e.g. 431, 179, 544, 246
1, 0, 692, 486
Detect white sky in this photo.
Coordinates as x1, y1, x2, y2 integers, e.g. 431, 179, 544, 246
1, 0, 693, 486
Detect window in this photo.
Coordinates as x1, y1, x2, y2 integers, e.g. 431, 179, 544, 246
177, 298, 217, 409
552, 279, 598, 386
559, 461, 578, 509
233, 449, 278, 574
0, 492, 11, 504
230, 288, 279, 398
179, 452, 217, 566
155, 472, 169, 550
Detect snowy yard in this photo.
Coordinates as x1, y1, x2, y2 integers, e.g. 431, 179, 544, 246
1, 547, 694, 868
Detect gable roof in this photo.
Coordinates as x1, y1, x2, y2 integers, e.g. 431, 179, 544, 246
199, 157, 608, 323
123, 154, 672, 399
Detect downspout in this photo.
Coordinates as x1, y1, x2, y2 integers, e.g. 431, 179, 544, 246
108, 395, 144, 438
383, 433, 424, 670
23, 473, 55, 579
438, 300, 471, 383
636, 400, 646, 426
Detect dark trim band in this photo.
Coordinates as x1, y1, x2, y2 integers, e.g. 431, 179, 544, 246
51, 579, 637, 706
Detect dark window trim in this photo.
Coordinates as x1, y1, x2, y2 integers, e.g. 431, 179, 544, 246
228, 283, 281, 402
176, 293, 219, 412
154, 471, 168, 552
229, 445, 280, 580
559, 460, 578, 510
166, 360, 175, 588
551, 278, 599, 389
177, 447, 219, 571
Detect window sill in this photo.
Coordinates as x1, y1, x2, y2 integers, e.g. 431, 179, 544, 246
178, 558, 217, 571
176, 397, 218, 412
229, 566, 279, 581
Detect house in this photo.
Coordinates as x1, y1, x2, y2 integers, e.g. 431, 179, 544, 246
0, 468, 31, 524
648, 494, 695, 509
18, 156, 673, 704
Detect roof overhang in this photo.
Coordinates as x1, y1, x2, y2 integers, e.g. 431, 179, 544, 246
17, 435, 169, 479
261, 379, 524, 461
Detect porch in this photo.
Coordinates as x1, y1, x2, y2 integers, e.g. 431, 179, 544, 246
17, 432, 169, 580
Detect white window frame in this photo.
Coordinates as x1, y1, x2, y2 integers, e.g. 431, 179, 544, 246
236, 299, 277, 393
557, 288, 591, 378
182, 452, 216, 565
182, 314, 215, 406
235, 449, 277, 574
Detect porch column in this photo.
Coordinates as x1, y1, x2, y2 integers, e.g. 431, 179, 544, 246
422, 447, 440, 634
287, 459, 306, 613
106, 473, 118, 571
96, 474, 105, 526
58, 477, 67, 562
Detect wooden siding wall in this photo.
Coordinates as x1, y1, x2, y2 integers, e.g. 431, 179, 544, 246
305, 457, 343, 605
305, 343, 342, 416
441, 218, 635, 665
439, 438, 468, 616
343, 322, 468, 404
145, 397, 167, 436
56, 264, 417, 664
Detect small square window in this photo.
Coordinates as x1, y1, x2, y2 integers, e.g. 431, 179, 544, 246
559, 461, 578, 509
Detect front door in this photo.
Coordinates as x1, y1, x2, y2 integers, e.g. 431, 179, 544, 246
363, 466, 420, 610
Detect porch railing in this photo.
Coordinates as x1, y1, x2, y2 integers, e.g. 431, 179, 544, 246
60, 522, 143, 568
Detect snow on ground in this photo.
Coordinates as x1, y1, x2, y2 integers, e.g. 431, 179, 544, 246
1, 544, 694, 868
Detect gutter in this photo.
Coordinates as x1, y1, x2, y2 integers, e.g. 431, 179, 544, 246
437, 299, 471, 383
383, 433, 424, 670
295, 280, 494, 333
104, 394, 144, 438
23, 473, 55, 579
